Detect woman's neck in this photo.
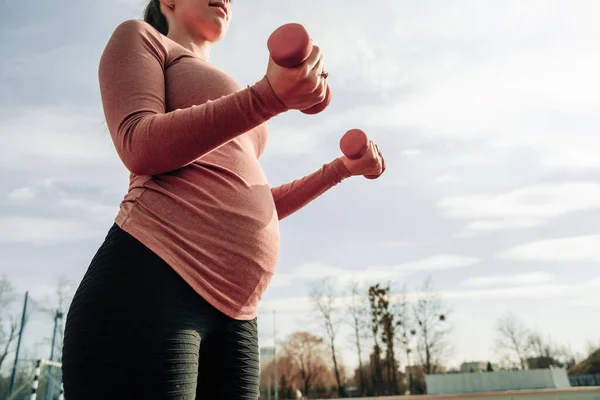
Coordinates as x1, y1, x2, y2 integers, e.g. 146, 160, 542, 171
167, 27, 213, 61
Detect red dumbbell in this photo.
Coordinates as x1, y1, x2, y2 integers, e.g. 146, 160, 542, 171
340, 129, 386, 180
267, 23, 332, 115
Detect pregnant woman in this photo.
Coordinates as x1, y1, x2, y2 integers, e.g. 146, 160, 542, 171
61, 0, 384, 398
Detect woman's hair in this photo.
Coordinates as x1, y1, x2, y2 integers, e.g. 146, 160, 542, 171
144, 0, 169, 35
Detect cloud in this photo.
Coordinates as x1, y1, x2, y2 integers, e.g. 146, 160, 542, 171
272, 264, 399, 290
496, 235, 600, 262
584, 279, 600, 288
441, 284, 580, 301
8, 179, 118, 217
262, 281, 586, 314
0, 216, 104, 245
8, 187, 37, 201
267, 273, 294, 289
379, 240, 413, 249
462, 272, 554, 288
0, 105, 118, 171
465, 218, 544, 232
505, 133, 600, 172
57, 195, 118, 221
272, 255, 480, 289
402, 148, 422, 156
394, 255, 480, 272
262, 124, 323, 158
294, 1, 600, 175
433, 175, 460, 185
1, 178, 119, 246
437, 182, 600, 232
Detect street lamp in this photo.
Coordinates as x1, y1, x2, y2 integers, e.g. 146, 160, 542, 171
273, 310, 278, 400
7, 292, 28, 398
259, 308, 278, 400
44, 309, 64, 400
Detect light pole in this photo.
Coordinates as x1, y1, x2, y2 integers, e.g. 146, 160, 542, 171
44, 310, 64, 400
273, 309, 278, 400
7, 291, 28, 399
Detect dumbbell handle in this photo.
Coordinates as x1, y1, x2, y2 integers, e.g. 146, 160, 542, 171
267, 23, 332, 115
340, 129, 385, 180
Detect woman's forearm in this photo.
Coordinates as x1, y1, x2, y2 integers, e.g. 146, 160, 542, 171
271, 158, 351, 220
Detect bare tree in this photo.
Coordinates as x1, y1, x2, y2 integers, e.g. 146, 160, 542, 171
395, 287, 416, 393
260, 352, 297, 399
0, 317, 18, 371
367, 285, 385, 393
494, 313, 530, 370
36, 275, 75, 317
369, 283, 399, 394
526, 330, 572, 369
0, 276, 20, 371
585, 339, 600, 357
0, 276, 15, 308
413, 278, 452, 374
55, 275, 75, 313
282, 331, 329, 397
30, 275, 76, 371
528, 331, 544, 355
310, 278, 344, 397
345, 280, 369, 395
53, 275, 75, 359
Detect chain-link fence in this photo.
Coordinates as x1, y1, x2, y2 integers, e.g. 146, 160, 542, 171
1, 289, 67, 400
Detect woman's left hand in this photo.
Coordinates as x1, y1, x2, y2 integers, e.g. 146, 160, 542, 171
340, 140, 385, 177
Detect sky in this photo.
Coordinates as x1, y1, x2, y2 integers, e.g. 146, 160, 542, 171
1, 0, 599, 373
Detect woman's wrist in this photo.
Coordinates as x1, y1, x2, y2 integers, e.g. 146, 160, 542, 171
253, 75, 288, 114
331, 156, 353, 180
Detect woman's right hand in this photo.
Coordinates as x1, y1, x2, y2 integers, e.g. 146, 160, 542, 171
265, 45, 327, 111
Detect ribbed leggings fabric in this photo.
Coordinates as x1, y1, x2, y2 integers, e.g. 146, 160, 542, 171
61, 224, 260, 399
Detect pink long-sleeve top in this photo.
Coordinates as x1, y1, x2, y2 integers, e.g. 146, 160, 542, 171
98, 20, 351, 320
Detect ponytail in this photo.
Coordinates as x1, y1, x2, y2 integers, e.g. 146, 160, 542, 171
143, 0, 169, 35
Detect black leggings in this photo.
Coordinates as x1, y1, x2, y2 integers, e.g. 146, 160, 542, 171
61, 224, 260, 399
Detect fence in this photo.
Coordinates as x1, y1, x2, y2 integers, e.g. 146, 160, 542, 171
569, 373, 600, 387
31, 359, 64, 400
425, 368, 571, 396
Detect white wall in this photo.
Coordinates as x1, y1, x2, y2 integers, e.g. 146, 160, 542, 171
425, 368, 571, 395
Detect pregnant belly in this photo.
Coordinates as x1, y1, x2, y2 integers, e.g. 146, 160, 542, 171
138, 168, 281, 268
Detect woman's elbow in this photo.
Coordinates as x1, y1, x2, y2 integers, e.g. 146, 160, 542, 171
275, 206, 291, 221
113, 118, 161, 175
118, 152, 157, 176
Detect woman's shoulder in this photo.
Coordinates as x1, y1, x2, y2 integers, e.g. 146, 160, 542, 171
112, 19, 163, 40
103, 19, 168, 60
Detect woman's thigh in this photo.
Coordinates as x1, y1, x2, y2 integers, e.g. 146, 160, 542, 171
62, 225, 218, 399
196, 317, 260, 399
